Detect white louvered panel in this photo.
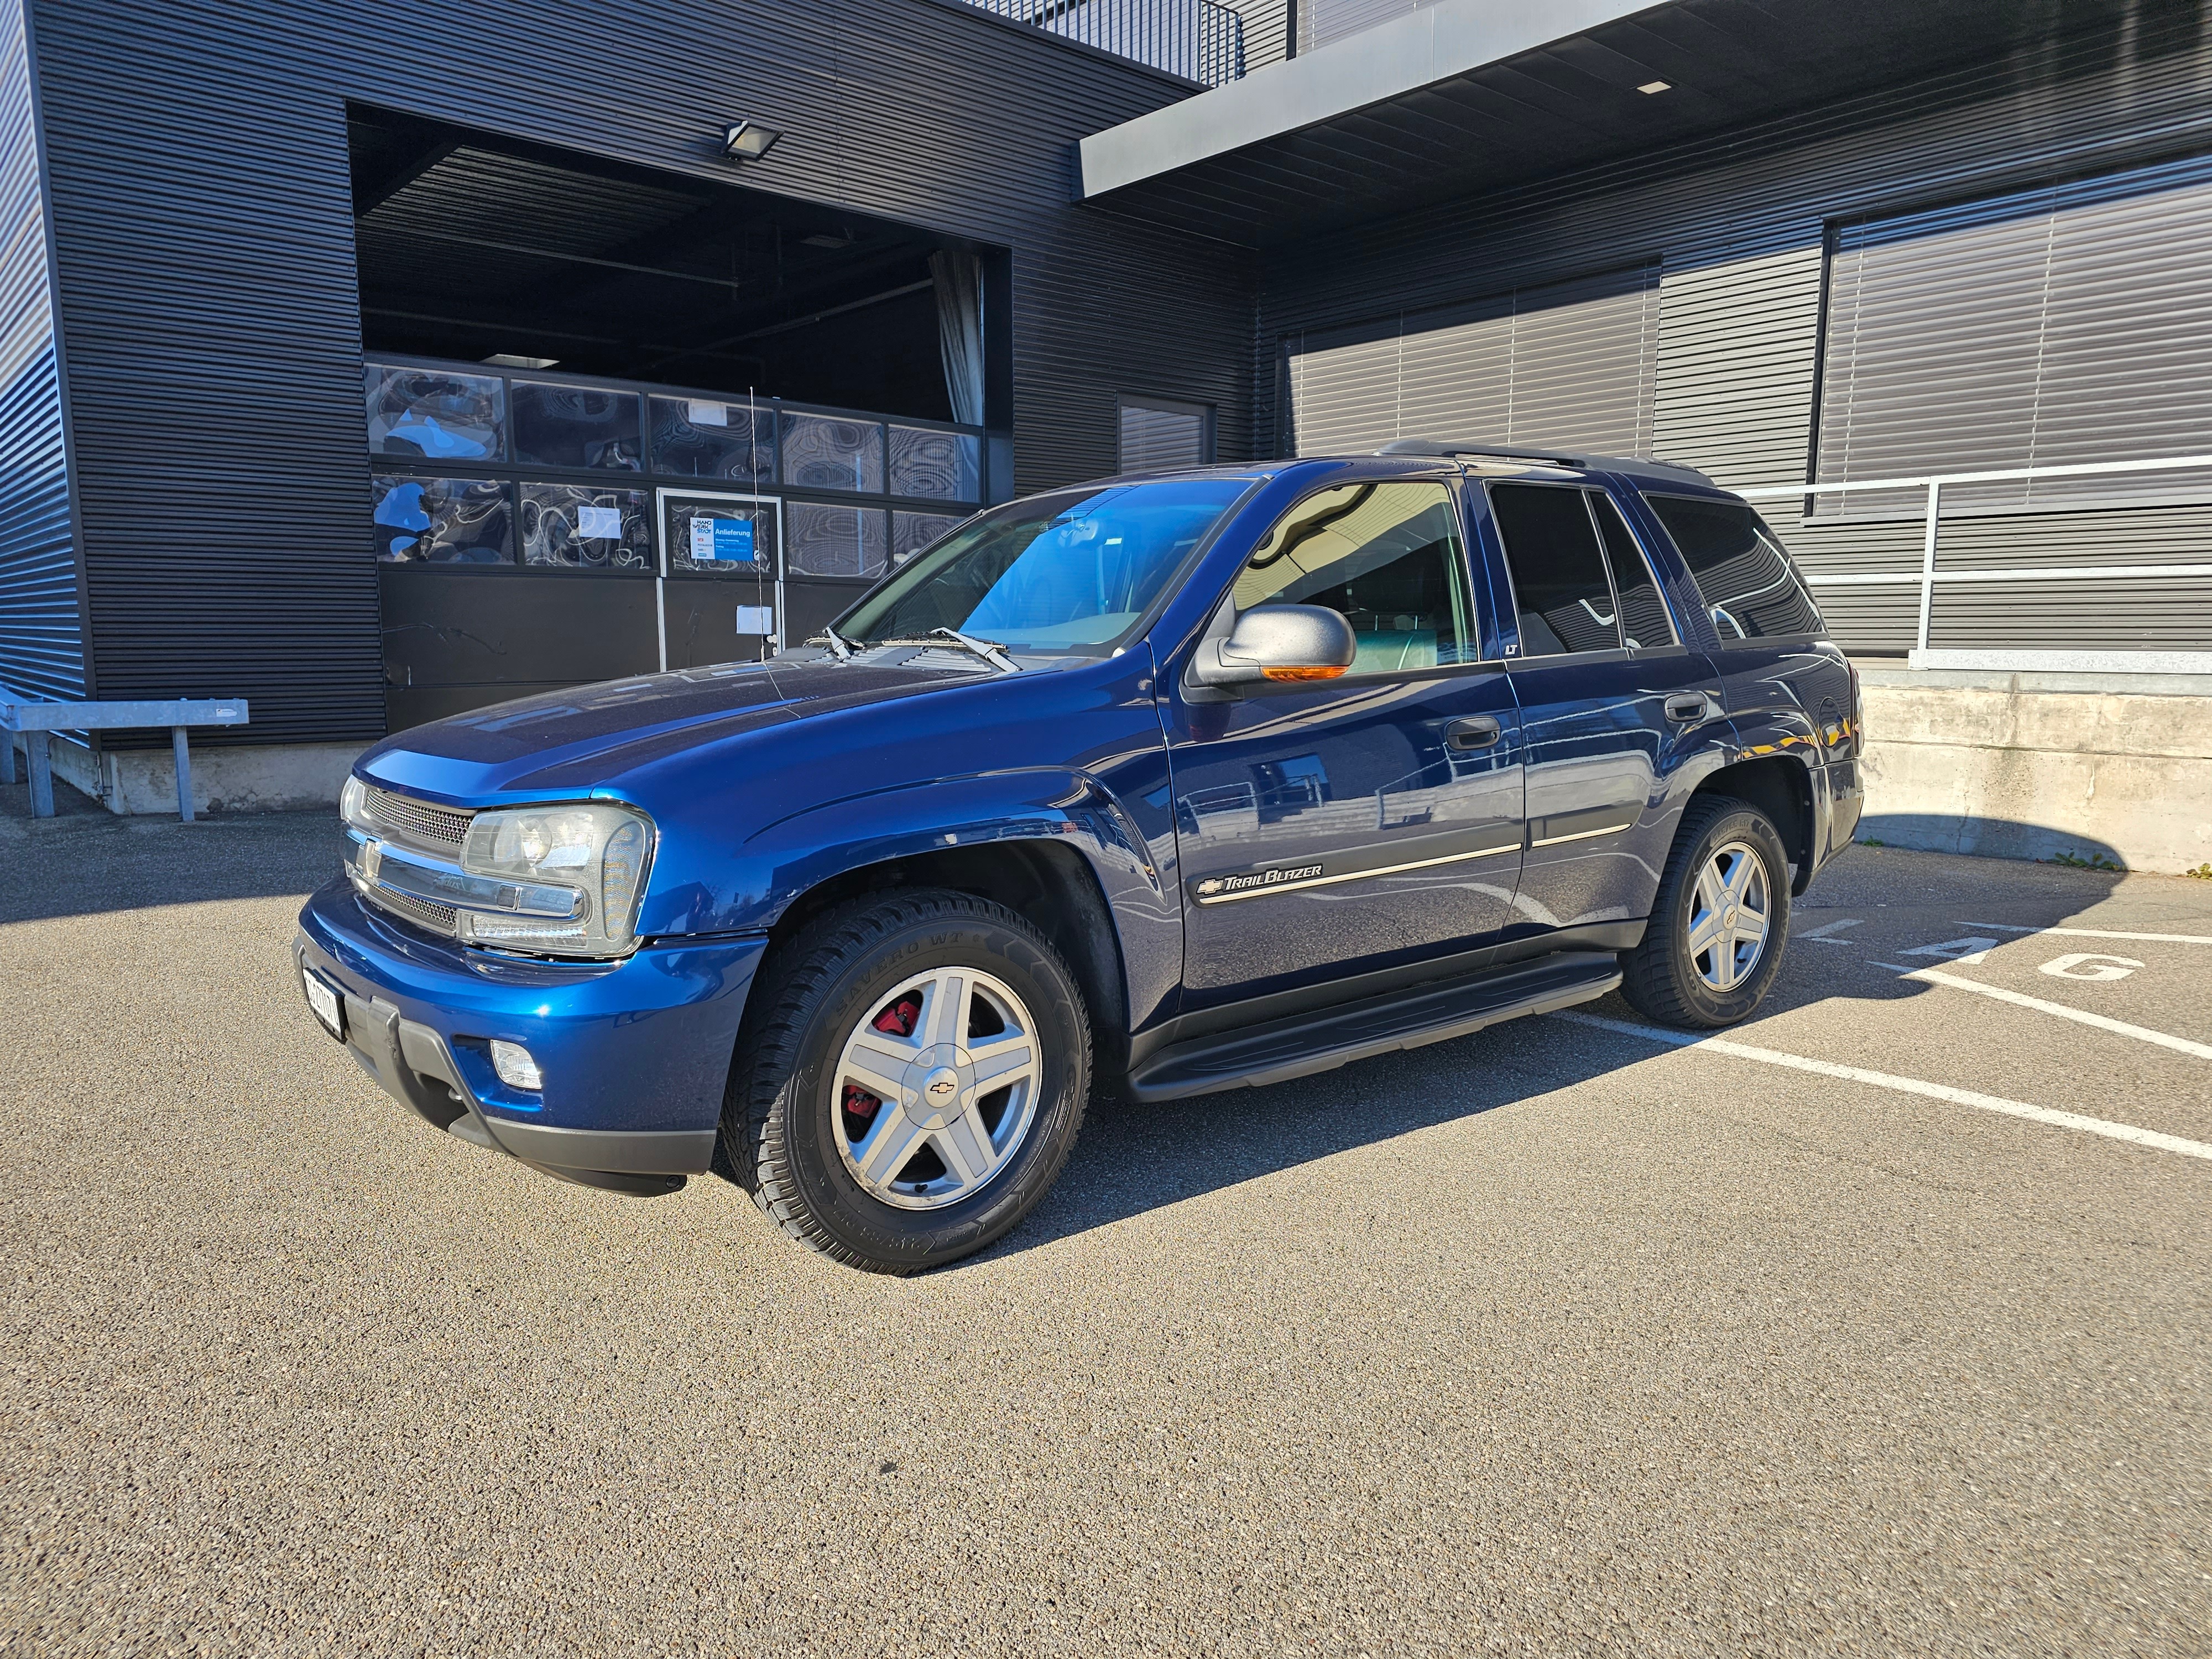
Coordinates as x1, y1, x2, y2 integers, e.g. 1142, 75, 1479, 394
1395, 304, 1511, 443
1118, 403, 1208, 471
1652, 245, 1823, 490
1288, 266, 1658, 459
1822, 205, 2056, 507
1288, 328, 1401, 455
1504, 270, 1658, 454
2027, 169, 2212, 504
1817, 155, 2212, 514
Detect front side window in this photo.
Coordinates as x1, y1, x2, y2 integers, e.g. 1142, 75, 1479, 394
1488, 482, 1622, 655
1645, 495, 1823, 641
838, 478, 1255, 655
1230, 480, 1473, 674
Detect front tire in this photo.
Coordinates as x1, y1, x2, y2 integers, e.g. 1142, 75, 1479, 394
1621, 795, 1792, 1029
722, 889, 1091, 1275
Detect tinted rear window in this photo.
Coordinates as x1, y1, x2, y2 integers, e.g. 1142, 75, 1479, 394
1646, 495, 1823, 641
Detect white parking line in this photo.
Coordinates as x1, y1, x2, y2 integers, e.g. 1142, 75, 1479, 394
1553, 1011, 2212, 1163
1959, 922, 2212, 946
1905, 966, 2212, 1062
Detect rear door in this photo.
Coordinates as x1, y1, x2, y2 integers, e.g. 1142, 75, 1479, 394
1164, 476, 1525, 1013
1479, 479, 1723, 937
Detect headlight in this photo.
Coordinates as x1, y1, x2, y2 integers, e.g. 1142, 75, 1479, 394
456, 803, 655, 958
340, 774, 368, 829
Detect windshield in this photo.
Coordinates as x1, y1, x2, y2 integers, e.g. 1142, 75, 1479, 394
836, 478, 1258, 654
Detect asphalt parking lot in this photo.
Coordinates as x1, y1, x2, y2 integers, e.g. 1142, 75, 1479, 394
3, 785, 2208, 1656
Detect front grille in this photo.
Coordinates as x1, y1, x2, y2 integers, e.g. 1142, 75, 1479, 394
365, 786, 471, 851
366, 885, 459, 937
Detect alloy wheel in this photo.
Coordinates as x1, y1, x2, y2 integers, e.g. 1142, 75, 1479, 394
1687, 839, 1770, 992
830, 966, 1042, 1210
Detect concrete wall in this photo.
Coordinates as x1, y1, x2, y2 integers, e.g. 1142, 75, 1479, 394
19, 734, 366, 817
1858, 670, 2212, 875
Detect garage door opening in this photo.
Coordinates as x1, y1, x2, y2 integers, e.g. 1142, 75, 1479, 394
346, 106, 1008, 727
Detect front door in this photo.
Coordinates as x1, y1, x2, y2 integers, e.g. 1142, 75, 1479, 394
1480, 479, 1723, 938
658, 490, 783, 669
1164, 477, 1526, 1014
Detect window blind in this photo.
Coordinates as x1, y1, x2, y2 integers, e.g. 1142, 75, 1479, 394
1286, 264, 1661, 460
1817, 152, 2212, 511
1118, 400, 1211, 472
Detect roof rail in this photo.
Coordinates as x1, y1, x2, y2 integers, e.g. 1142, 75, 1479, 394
1375, 437, 1713, 487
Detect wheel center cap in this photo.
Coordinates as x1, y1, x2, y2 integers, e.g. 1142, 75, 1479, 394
907, 1066, 966, 1130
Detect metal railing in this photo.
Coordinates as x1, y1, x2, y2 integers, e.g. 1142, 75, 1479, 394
962, 0, 1246, 86
1738, 453, 2212, 653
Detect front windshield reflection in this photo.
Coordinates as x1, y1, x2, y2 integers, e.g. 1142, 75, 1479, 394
837, 478, 1256, 655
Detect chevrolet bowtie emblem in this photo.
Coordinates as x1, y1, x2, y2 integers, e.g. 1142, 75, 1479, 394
928, 1079, 955, 1097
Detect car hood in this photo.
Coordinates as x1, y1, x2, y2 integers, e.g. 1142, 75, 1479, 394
356, 653, 1016, 801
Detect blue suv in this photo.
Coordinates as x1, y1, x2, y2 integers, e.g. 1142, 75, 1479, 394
296, 441, 1862, 1274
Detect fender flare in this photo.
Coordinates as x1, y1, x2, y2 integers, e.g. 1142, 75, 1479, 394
1707, 711, 1830, 891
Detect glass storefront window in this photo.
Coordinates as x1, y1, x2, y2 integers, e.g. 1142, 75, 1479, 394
512, 382, 643, 470
666, 498, 779, 577
891, 509, 966, 566
520, 484, 651, 570
649, 397, 775, 484
782, 413, 885, 494
789, 502, 888, 578
888, 426, 981, 503
372, 475, 512, 564
366, 366, 504, 462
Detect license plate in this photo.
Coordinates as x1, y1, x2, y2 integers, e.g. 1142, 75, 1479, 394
301, 966, 344, 1038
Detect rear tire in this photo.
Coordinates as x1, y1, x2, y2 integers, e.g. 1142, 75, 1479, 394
722, 889, 1091, 1275
1621, 795, 1791, 1029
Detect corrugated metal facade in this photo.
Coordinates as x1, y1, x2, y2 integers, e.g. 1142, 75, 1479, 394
0, 0, 80, 703
25, 0, 1253, 744
1256, 12, 2212, 654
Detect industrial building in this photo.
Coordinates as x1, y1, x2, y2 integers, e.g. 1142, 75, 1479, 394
2, 0, 2207, 867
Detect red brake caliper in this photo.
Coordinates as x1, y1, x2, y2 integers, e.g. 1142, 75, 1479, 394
842, 994, 923, 1125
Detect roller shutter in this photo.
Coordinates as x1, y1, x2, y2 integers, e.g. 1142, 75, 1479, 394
1285, 264, 1661, 460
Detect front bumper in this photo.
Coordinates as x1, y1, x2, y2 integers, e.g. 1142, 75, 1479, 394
295, 878, 766, 1191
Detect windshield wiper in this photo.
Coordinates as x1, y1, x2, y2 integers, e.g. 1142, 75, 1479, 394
926, 626, 1019, 673
813, 623, 854, 662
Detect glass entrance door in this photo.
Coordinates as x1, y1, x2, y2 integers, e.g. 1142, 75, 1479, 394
658, 491, 783, 670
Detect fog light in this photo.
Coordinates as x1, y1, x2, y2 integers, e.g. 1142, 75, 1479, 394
489, 1040, 542, 1091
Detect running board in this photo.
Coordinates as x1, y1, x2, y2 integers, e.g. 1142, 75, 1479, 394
1125, 951, 1622, 1103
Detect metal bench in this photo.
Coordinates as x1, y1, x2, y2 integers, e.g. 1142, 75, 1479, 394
0, 697, 251, 822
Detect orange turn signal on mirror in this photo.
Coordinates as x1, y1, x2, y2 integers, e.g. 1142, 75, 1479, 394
1260, 664, 1350, 682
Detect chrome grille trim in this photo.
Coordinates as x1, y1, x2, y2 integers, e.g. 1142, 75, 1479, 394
364, 785, 471, 851
363, 883, 459, 937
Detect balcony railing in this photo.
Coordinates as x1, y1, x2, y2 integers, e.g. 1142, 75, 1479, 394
1738, 452, 2212, 654
963, 0, 1247, 86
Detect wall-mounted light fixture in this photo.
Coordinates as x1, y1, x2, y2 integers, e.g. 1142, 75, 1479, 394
722, 121, 781, 161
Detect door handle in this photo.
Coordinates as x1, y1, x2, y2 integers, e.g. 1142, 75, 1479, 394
1447, 715, 1503, 751
1665, 693, 1710, 723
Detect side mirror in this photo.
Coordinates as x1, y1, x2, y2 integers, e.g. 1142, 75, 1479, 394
1188, 604, 1357, 688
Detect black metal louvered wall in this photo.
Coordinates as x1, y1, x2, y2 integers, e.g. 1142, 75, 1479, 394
25, 0, 1253, 745
1258, 12, 2212, 655
0, 0, 79, 705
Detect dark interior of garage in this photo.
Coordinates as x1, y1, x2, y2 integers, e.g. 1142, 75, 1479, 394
347, 105, 969, 422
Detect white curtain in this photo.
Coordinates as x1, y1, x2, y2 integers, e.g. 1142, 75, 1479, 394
929, 250, 986, 427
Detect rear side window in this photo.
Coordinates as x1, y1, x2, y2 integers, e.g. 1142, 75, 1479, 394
1589, 493, 1678, 650
1487, 482, 1621, 655
1646, 495, 1823, 641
